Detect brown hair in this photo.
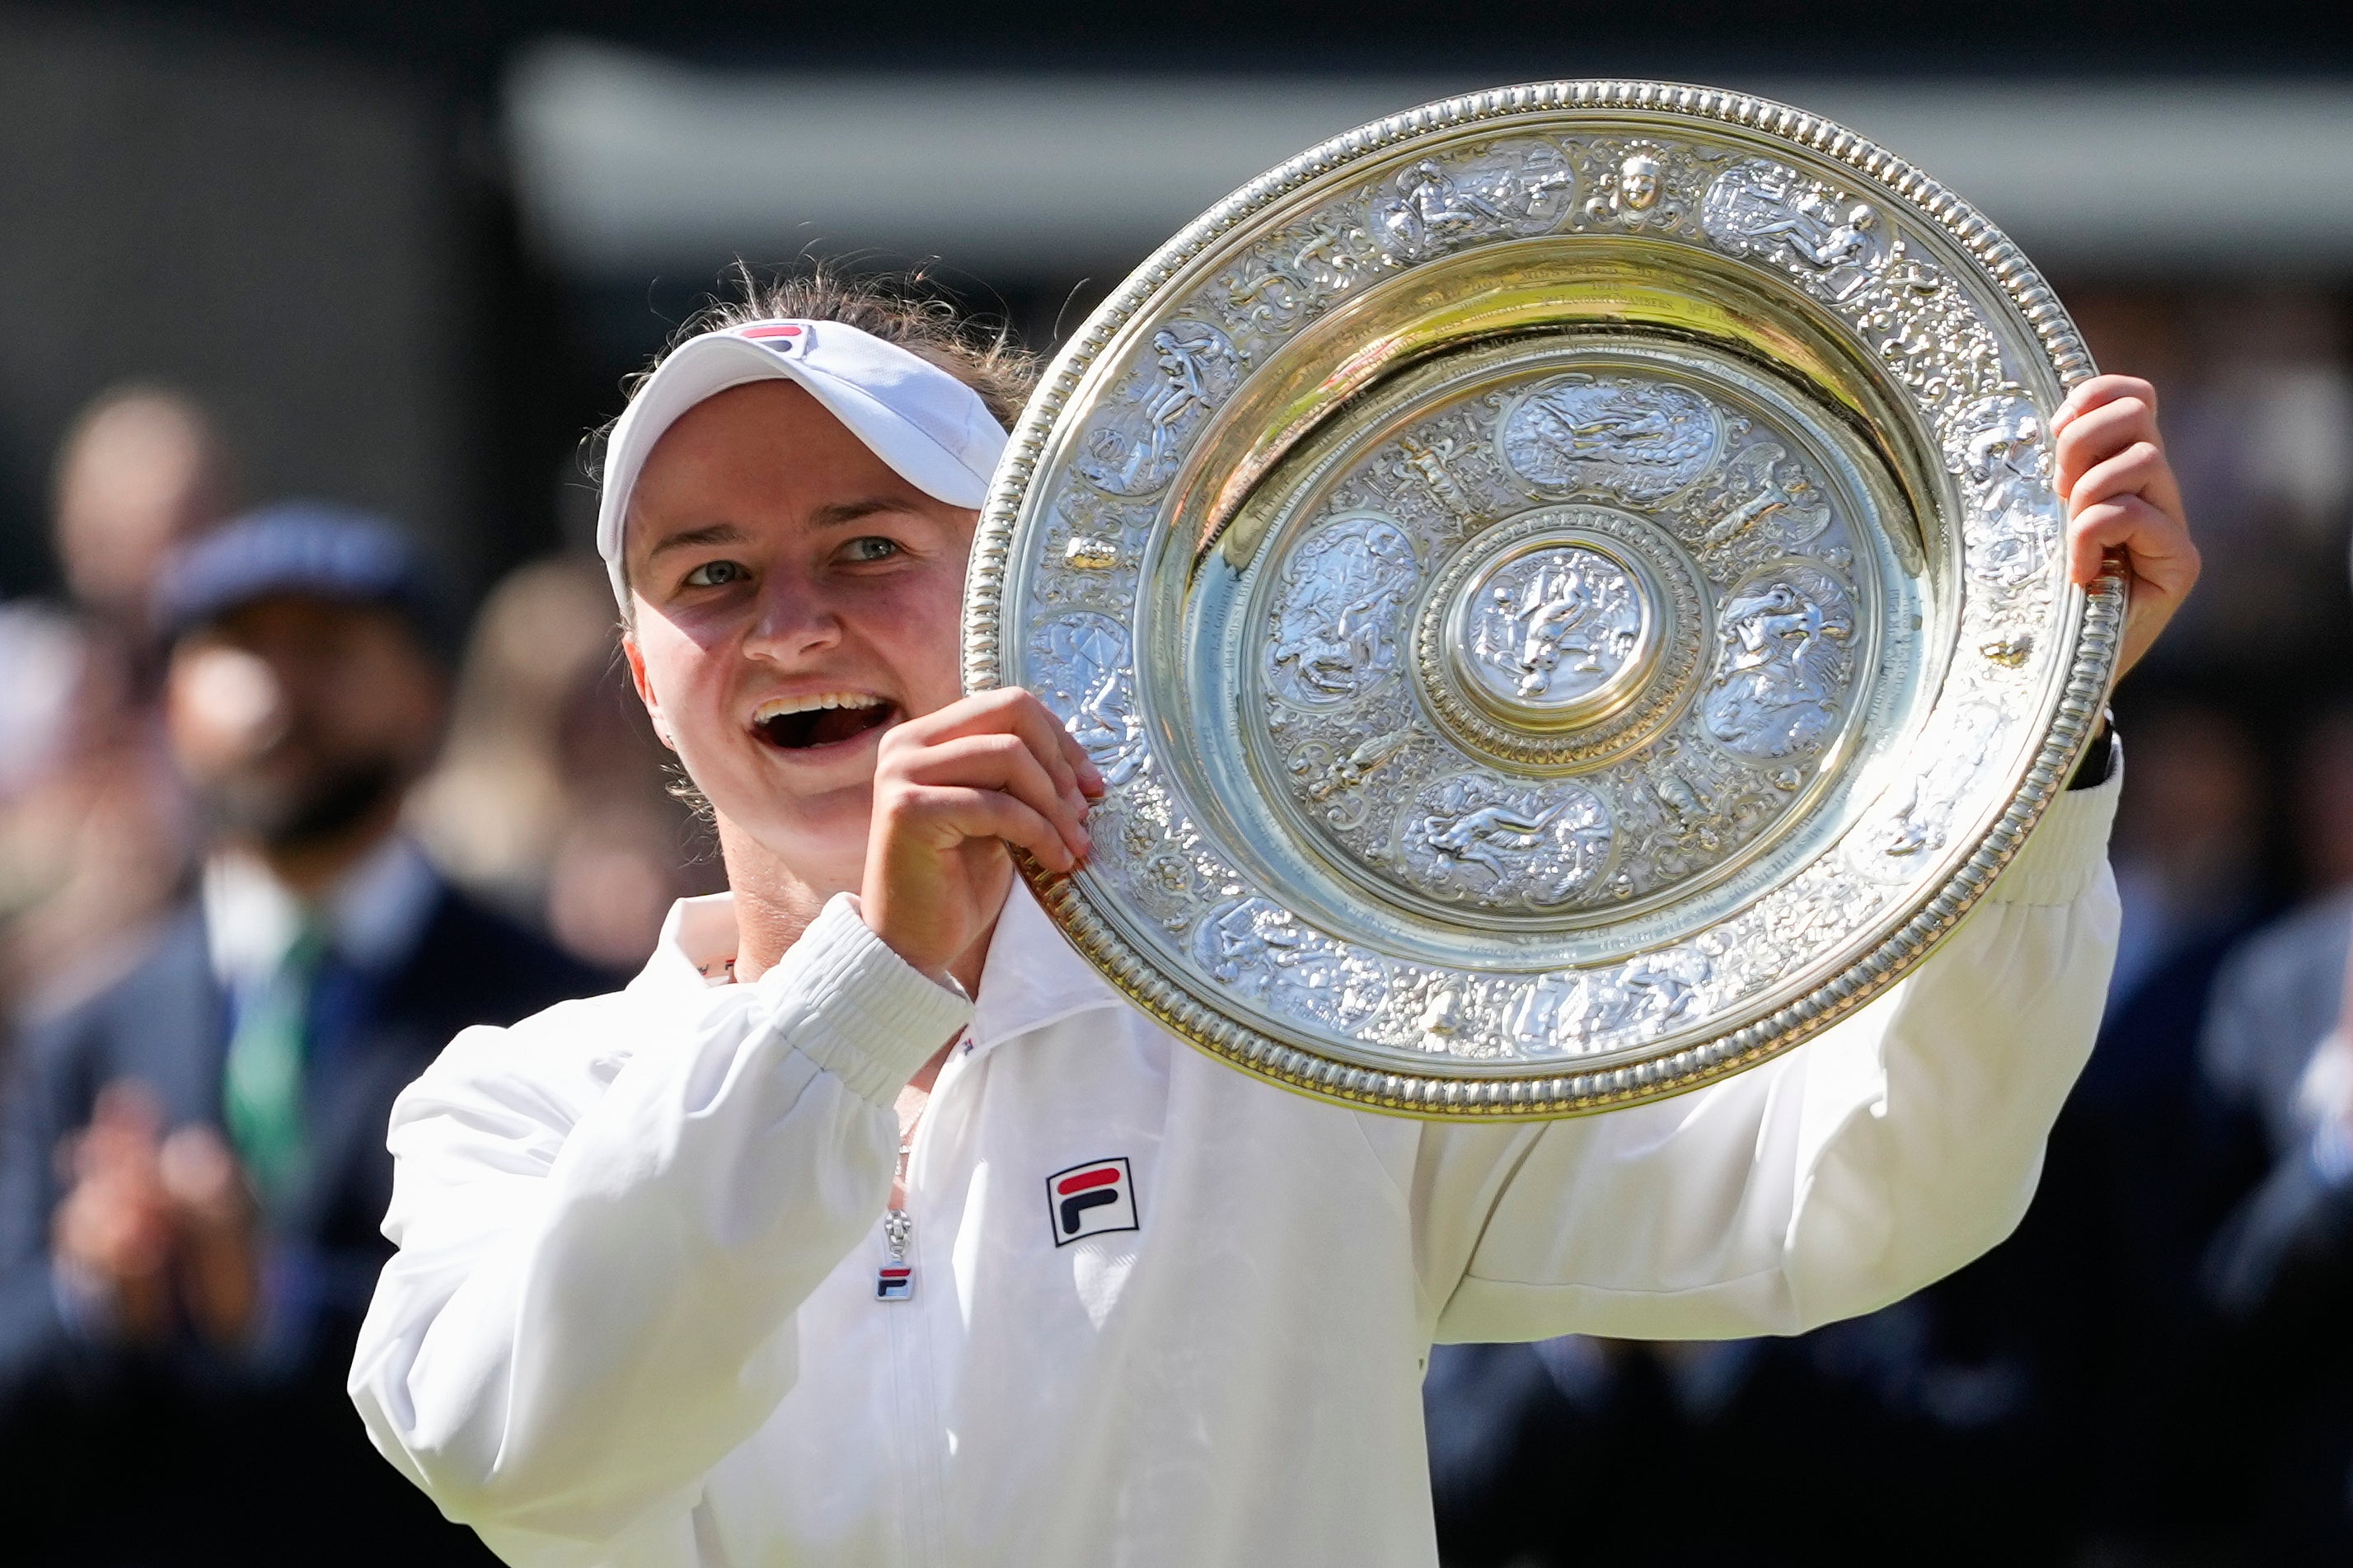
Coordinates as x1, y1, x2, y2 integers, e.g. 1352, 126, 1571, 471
627, 262, 1038, 433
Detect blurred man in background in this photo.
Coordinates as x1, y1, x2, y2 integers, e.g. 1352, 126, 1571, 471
0, 504, 610, 1566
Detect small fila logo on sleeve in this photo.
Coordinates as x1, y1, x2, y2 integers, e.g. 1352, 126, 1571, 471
1046, 1158, 1138, 1247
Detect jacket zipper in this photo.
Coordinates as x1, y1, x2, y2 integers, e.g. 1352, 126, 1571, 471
877, 1135, 916, 1301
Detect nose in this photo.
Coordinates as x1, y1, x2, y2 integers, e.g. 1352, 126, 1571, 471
742, 569, 843, 664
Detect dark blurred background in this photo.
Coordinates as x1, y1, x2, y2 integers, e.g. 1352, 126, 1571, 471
0, 2, 2349, 1565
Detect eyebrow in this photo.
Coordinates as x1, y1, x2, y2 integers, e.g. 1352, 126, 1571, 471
642, 499, 920, 563
807, 498, 919, 530
644, 521, 749, 562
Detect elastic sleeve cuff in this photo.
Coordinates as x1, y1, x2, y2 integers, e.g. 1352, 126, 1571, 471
1988, 759, 2121, 906
753, 892, 973, 1107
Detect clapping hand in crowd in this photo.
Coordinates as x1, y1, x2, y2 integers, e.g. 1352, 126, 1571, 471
50, 1082, 260, 1350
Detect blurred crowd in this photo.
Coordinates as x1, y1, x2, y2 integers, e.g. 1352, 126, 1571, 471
0, 282, 2344, 1566
0, 383, 719, 1563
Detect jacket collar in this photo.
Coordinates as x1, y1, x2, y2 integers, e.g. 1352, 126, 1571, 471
968, 880, 1128, 1052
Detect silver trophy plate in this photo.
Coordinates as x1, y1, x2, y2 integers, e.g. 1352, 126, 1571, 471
963, 82, 2122, 1119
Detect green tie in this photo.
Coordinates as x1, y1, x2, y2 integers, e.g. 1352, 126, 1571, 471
224, 923, 328, 1206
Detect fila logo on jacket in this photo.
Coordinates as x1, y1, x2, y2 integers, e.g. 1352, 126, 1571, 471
1047, 1158, 1138, 1246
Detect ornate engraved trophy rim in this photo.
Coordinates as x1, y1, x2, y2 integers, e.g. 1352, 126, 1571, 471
963, 80, 2120, 1121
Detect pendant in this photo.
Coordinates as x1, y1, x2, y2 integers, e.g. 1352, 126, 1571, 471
875, 1208, 915, 1302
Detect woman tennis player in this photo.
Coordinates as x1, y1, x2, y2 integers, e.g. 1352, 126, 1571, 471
350, 274, 2193, 1566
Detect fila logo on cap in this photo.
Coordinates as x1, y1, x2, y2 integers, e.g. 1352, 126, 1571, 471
1047, 1158, 1138, 1247
737, 322, 806, 356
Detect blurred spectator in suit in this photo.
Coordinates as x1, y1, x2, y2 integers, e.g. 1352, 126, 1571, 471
0, 504, 612, 1566
410, 554, 722, 972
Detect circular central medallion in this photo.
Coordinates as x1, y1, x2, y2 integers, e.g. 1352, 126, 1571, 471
1445, 537, 1659, 731
1412, 503, 1706, 775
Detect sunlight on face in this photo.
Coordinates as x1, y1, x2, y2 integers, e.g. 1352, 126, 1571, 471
621, 381, 976, 896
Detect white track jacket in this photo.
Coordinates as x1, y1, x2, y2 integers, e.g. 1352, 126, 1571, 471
351, 778, 2119, 1567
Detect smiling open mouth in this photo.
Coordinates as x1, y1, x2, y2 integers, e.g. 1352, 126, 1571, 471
752, 693, 897, 751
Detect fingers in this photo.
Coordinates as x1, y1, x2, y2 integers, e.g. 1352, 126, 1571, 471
2068, 439, 2169, 520
889, 784, 1080, 873
893, 732, 1091, 864
2052, 373, 2158, 437
2067, 493, 2200, 592
2055, 399, 2172, 511
2068, 490, 2201, 681
1062, 723, 1107, 799
899, 688, 1094, 816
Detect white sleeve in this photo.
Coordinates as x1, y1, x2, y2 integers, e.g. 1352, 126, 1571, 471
346, 895, 971, 1544
1422, 775, 2121, 1345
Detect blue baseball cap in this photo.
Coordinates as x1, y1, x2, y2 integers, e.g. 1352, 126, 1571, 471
153, 503, 445, 649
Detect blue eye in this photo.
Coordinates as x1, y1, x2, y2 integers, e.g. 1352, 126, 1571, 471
682, 559, 748, 588
843, 536, 901, 563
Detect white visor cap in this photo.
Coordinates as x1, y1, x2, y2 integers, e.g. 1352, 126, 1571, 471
597, 319, 1010, 605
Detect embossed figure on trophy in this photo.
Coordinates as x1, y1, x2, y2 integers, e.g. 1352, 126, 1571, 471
1702, 160, 1890, 302
1302, 729, 1412, 824
1074, 321, 1240, 497
1503, 973, 1579, 1055
1500, 376, 1722, 502
1497, 578, 1602, 697
1479, 144, 1577, 228
1401, 775, 1615, 908
1371, 147, 1573, 260
1391, 434, 1472, 518
1652, 770, 1722, 853
1140, 326, 1220, 459
1268, 517, 1419, 702
1466, 548, 1643, 704
1036, 613, 1151, 787
1583, 144, 1687, 229
1701, 571, 1855, 761
1618, 952, 1709, 1032
1286, 728, 1413, 831
1374, 161, 1495, 256
1417, 985, 1469, 1051
1199, 898, 1296, 990
1694, 441, 1833, 557
1880, 701, 2003, 858
1069, 668, 1146, 785
1944, 395, 2062, 591
1423, 794, 1566, 883
1193, 898, 1388, 1031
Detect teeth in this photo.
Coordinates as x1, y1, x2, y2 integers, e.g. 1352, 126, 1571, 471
753, 693, 884, 723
